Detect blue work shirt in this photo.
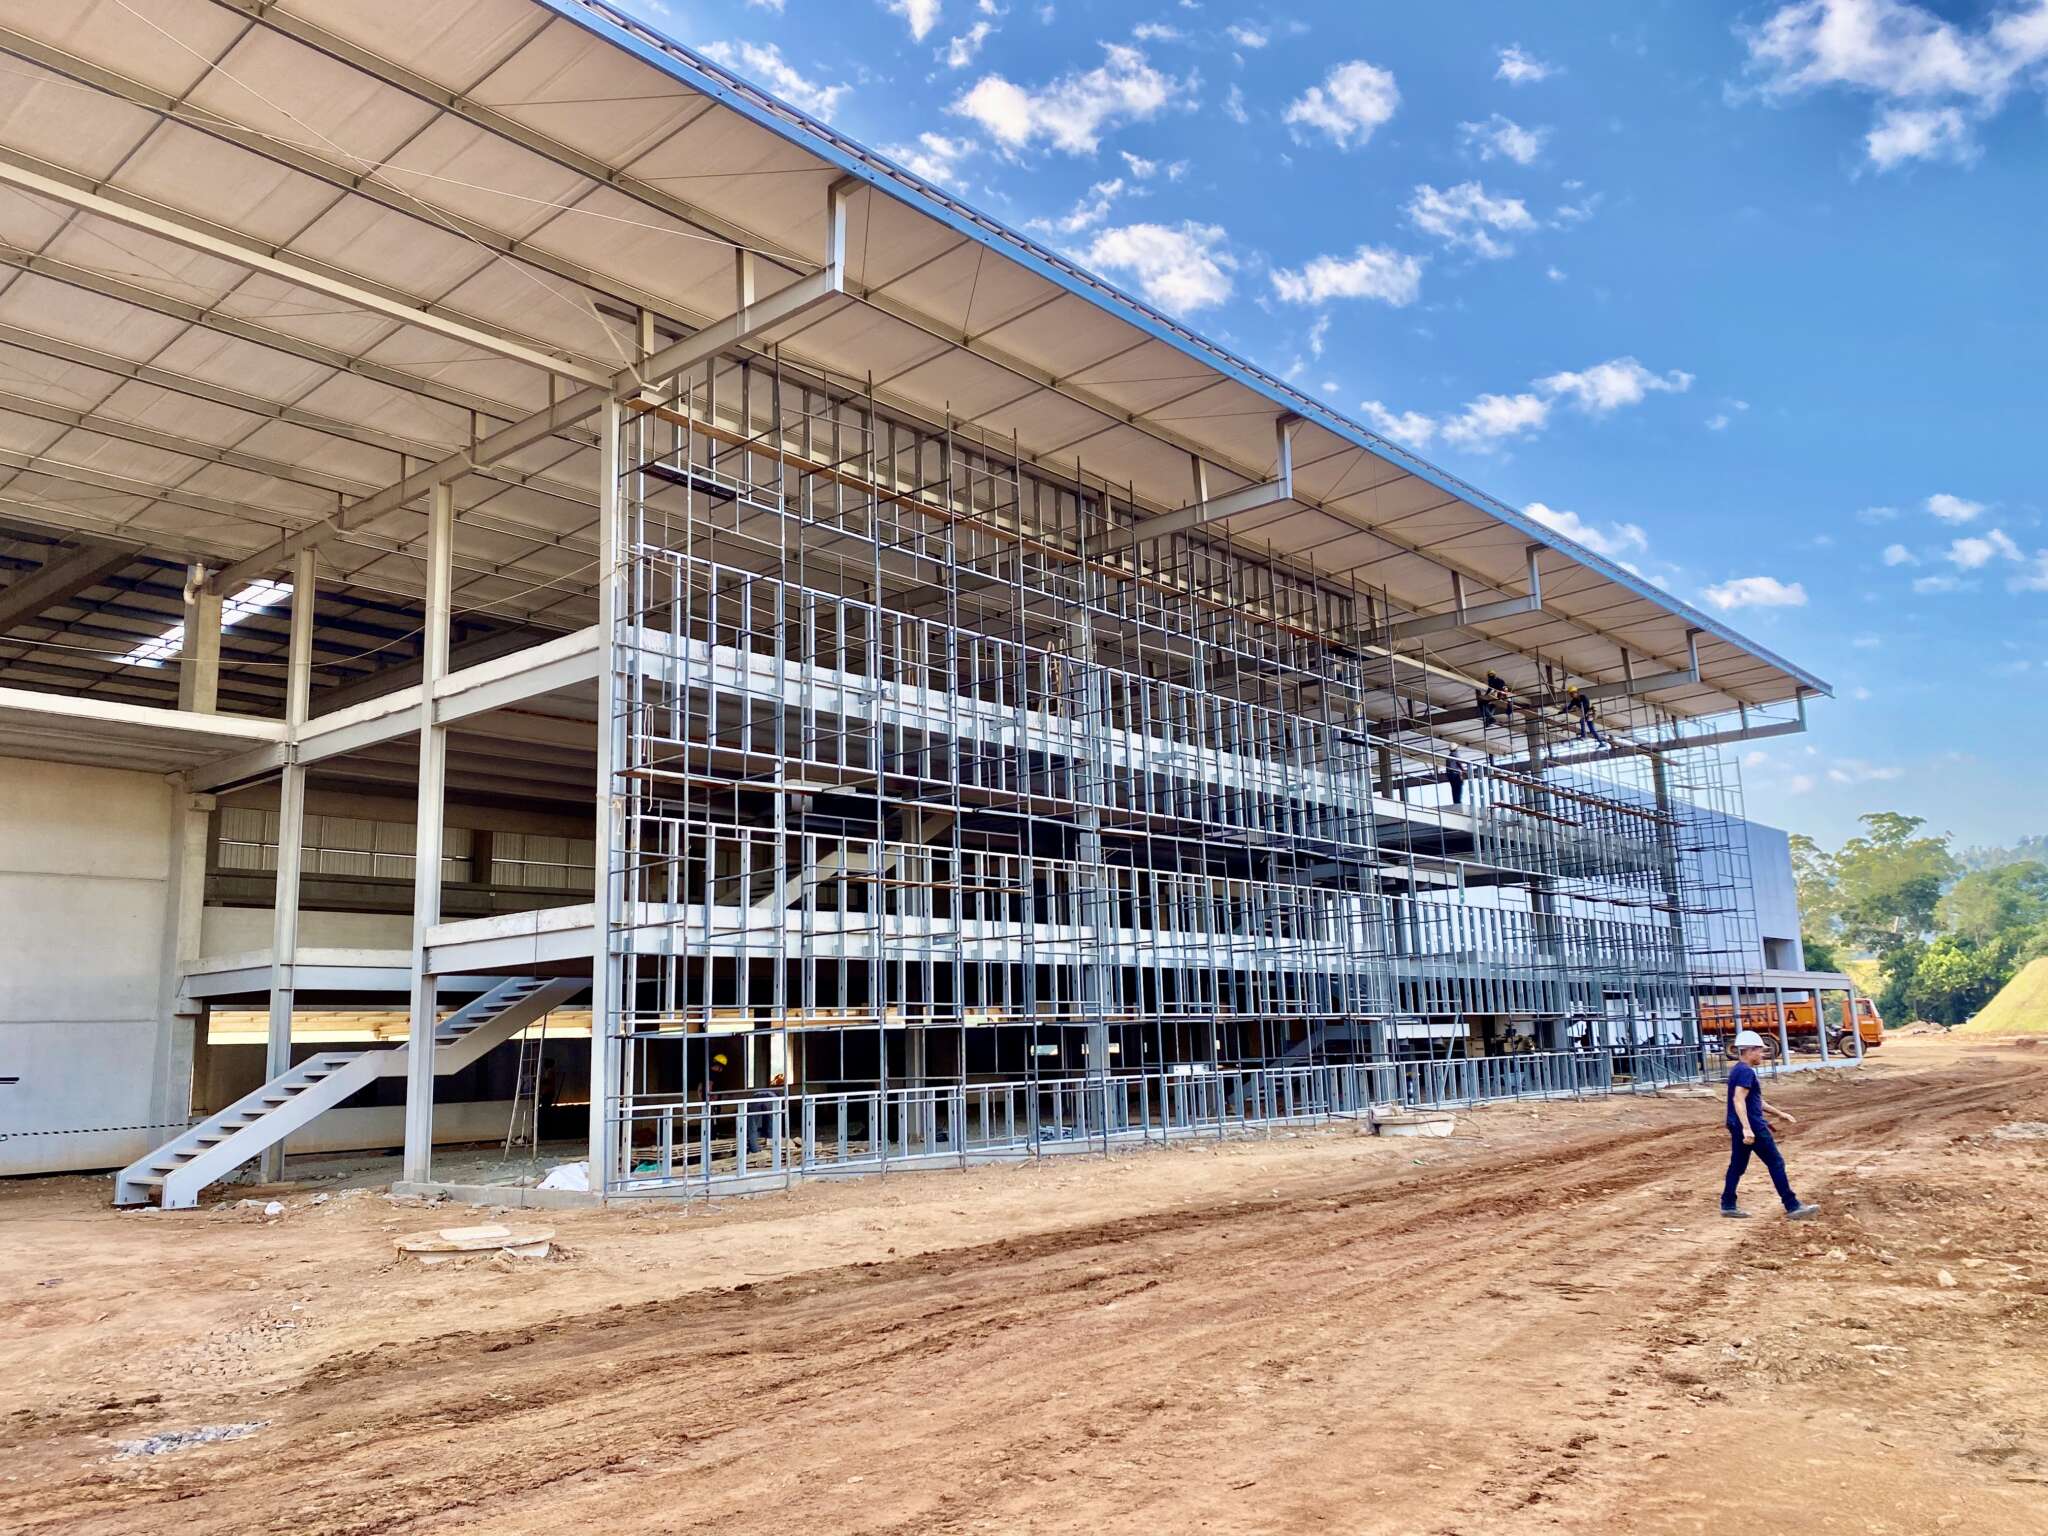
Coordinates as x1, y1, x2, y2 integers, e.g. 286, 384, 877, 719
1725, 1061, 1767, 1133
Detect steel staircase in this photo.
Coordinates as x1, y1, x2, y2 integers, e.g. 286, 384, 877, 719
115, 976, 585, 1209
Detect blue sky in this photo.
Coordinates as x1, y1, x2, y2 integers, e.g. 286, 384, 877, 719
622, 0, 2048, 852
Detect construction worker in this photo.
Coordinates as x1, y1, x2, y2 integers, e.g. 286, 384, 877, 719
1477, 671, 1514, 729
748, 1072, 786, 1157
1445, 748, 1467, 808
1721, 1030, 1819, 1220
1561, 685, 1607, 747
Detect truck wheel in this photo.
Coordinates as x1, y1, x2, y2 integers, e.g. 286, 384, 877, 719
1762, 1036, 1782, 1062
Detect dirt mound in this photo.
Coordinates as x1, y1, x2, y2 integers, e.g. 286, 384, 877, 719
1959, 955, 2048, 1035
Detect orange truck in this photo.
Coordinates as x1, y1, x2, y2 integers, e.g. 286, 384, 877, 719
1698, 995, 1884, 1059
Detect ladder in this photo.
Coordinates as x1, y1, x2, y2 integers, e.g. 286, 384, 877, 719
115, 976, 586, 1210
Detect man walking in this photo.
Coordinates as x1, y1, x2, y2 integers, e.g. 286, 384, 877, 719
1722, 1029, 1819, 1219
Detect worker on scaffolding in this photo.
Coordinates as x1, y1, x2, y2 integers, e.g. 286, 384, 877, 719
1477, 671, 1515, 730
1445, 748, 1468, 808
1721, 1031, 1819, 1220
1560, 685, 1607, 747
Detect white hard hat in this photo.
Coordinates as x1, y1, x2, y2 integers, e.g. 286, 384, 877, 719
1733, 1029, 1766, 1049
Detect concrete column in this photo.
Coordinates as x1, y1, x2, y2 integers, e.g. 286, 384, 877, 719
148, 787, 214, 1135
260, 550, 316, 1182
402, 484, 454, 1185
177, 564, 221, 713
589, 397, 625, 1193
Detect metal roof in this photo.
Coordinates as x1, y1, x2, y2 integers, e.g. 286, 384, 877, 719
0, 0, 1827, 724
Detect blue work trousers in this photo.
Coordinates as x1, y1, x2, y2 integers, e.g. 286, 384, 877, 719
1722, 1124, 1799, 1212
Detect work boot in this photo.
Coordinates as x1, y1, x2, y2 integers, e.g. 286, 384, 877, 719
1719, 1206, 1751, 1219
1786, 1203, 1820, 1220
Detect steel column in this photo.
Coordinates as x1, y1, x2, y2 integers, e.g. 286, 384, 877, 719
258, 550, 317, 1182
402, 486, 454, 1184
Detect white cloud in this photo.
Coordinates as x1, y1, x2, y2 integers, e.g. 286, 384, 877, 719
1496, 44, 1556, 84
1946, 528, 2023, 568
1552, 191, 1603, 226
952, 44, 1190, 154
1036, 177, 1126, 233
1912, 573, 1965, 593
1440, 393, 1552, 448
1270, 244, 1424, 306
1083, 221, 1236, 312
942, 21, 994, 69
885, 0, 944, 43
1364, 393, 1553, 451
883, 131, 977, 186
2012, 552, 2048, 592
1406, 181, 1536, 259
1283, 59, 1401, 148
1120, 150, 1158, 178
1359, 401, 1443, 446
1866, 104, 1977, 166
1704, 574, 1809, 610
1361, 354, 1692, 454
1226, 23, 1269, 49
1545, 265, 1566, 282
1536, 357, 1694, 413
1223, 83, 1249, 123
1850, 685, 1874, 700
1745, 0, 2025, 102
1786, 772, 1818, 794
745, 0, 786, 11
1524, 502, 1650, 563
1858, 505, 1900, 523
1827, 757, 1903, 784
1133, 22, 1182, 42
697, 42, 848, 120
1458, 113, 1549, 165
1852, 631, 1882, 646
1705, 413, 1731, 431
1307, 313, 1330, 357
1881, 542, 1916, 566
1741, 0, 2048, 170
1926, 491, 1984, 522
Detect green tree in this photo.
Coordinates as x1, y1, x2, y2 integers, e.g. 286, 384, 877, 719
1904, 935, 2011, 1026
1876, 938, 1924, 1025
1937, 861, 2048, 946
1830, 812, 1956, 956
1801, 930, 1842, 973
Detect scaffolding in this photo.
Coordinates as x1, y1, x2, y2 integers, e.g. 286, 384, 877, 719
591, 353, 1756, 1195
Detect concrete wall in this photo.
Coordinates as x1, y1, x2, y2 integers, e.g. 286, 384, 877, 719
199, 905, 411, 954
1745, 819, 1805, 971
0, 756, 179, 1176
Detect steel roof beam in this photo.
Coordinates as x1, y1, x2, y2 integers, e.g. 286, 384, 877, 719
1102, 417, 1299, 552
0, 321, 587, 508
0, 154, 614, 388
0, 389, 598, 527
0, 533, 138, 633
211, 182, 853, 592
0, 246, 569, 442
1382, 544, 1543, 643
0, 25, 715, 367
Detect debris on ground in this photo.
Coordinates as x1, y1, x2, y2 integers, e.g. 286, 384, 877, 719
115, 1422, 267, 1458
394, 1222, 555, 1264
537, 1160, 590, 1193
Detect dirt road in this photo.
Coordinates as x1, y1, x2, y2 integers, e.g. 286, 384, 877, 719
4, 1035, 2045, 1534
